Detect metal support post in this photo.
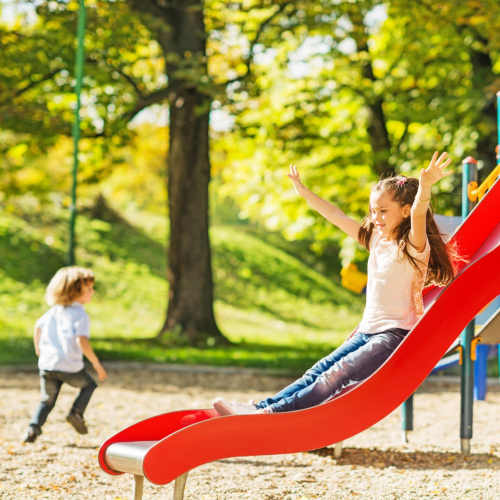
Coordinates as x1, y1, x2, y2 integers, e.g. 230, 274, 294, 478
133, 475, 144, 500
401, 394, 414, 443
173, 472, 188, 500
459, 157, 477, 454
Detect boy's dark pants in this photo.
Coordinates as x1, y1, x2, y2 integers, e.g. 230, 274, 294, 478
30, 369, 97, 428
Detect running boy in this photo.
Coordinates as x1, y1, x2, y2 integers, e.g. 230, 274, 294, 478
24, 267, 107, 443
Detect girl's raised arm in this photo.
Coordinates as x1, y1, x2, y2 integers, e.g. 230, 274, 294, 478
288, 164, 361, 242
410, 151, 452, 251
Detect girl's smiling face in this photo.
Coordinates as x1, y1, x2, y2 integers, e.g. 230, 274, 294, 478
369, 190, 411, 239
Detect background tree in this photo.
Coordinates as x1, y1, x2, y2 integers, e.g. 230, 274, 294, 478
390, 0, 500, 167
215, 0, 500, 248
1, 0, 499, 344
0, 0, 297, 345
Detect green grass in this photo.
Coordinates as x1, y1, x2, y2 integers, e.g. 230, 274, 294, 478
3, 202, 498, 378
0, 201, 363, 373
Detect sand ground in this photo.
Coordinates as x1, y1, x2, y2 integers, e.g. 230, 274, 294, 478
1, 363, 499, 499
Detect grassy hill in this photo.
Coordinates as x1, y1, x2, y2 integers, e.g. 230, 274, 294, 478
0, 201, 363, 372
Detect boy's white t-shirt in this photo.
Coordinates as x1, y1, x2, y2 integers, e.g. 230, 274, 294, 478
36, 303, 90, 372
358, 231, 430, 334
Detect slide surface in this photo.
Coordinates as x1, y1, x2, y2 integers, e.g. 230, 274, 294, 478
99, 179, 500, 485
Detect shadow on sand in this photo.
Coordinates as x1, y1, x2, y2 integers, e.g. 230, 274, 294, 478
309, 446, 500, 470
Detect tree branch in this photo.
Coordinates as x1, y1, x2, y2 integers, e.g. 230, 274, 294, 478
395, 119, 409, 153
0, 67, 65, 108
85, 86, 171, 138
87, 56, 146, 98
127, 0, 169, 19
223, 1, 293, 87
334, 81, 368, 101
0, 29, 30, 47
123, 86, 170, 121
126, 0, 176, 54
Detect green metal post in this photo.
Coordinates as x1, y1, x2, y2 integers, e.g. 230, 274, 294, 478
460, 157, 477, 455
68, 0, 86, 265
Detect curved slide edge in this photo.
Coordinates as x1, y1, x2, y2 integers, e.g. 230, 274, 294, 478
98, 408, 217, 475
138, 231, 500, 484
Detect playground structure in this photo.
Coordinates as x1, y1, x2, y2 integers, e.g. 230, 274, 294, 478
400, 92, 500, 450
98, 173, 500, 499
340, 262, 367, 294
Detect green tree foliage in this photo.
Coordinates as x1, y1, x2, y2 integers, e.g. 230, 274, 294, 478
2, 0, 499, 214
0, 0, 162, 202
388, 0, 500, 168
1, 0, 500, 341
214, 0, 500, 247
0, 0, 299, 343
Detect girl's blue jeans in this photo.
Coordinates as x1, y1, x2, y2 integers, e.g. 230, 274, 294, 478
255, 328, 408, 413
30, 369, 97, 429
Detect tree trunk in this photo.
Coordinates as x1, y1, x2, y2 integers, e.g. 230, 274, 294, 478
366, 98, 393, 178
135, 1, 224, 344
467, 45, 497, 170
126, 0, 224, 345
349, 5, 393, 178
160, 84, 222, 344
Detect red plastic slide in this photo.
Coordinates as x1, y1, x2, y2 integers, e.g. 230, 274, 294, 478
99, 179, 500, 486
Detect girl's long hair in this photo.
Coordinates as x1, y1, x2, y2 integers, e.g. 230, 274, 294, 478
358, 176, 455, 287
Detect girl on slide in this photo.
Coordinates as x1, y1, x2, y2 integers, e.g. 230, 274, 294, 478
214, 152, 455, 415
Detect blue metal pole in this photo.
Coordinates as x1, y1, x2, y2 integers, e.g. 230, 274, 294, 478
459, 157, 477, 455
474, 345, 489, 400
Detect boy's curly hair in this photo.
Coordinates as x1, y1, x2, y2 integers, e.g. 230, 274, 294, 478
45, 266, 95, 306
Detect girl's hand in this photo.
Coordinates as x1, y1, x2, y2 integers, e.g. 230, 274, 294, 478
420, 151, 452, 188
288, 164, 304, 194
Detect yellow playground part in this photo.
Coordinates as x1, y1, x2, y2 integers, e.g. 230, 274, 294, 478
340, 263, 367, 294
468, 163, 500, 202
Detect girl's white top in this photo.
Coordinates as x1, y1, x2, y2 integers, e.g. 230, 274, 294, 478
358, 230, 430, 333
36, 303, 90, 372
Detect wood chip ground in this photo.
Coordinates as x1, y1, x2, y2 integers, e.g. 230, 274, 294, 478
1, 364, 499, 499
